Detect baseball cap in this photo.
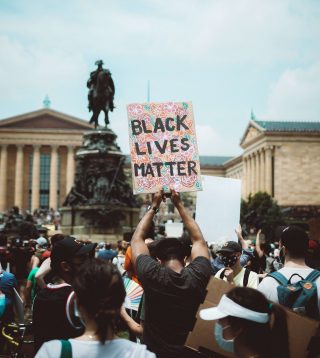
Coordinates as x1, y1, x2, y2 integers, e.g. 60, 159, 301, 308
36, 237, 48, 247
217, 241, 242, 255
51, 236, 97, 268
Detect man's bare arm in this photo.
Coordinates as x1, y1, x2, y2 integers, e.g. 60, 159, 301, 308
235, 225, 248, 249
131, 191, 164, 266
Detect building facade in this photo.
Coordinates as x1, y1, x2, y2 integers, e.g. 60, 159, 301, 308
0, 108, 319, 216
0, 108, 92, 212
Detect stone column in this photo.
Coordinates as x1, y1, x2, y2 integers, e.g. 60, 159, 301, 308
31, 145, 41, 213
0, 145, 8, 211
247, 155, 252, 195
265, 146, 273, 195
251, 153, 256, 194
260, 149, 265, 192
49, 146, 58, 210
256, 151, 260, 193
14, 145, 24, 209
66, 146, 75, 194
242, 158, 247, 198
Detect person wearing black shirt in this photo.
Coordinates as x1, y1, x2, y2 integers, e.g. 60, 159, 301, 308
131, 190, 212, 358
33, 236, 96, 353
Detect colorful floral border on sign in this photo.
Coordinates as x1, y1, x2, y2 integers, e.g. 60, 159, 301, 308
127, 101, 202, 194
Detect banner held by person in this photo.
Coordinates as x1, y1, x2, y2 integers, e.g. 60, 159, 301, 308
127, 101, 202, 194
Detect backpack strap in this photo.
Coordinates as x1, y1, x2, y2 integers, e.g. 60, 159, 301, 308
220, 269, 226, 280
60, 339, 72, 358
267, 271, 288, 286
243, 268, 250, 287
305, 270, 320, 282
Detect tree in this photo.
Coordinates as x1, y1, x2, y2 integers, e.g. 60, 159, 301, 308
240, 192, 285, 241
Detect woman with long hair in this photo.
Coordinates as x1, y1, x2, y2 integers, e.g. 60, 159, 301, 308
200, 287, 289, 358
36, 258, 155, 357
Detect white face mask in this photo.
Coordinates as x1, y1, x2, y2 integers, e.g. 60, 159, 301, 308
214, 322, 235, 353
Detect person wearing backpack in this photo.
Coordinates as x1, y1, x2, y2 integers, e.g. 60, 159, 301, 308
0, 263, 18, 323
215, 241, 259, 288
258, 225, 320, 320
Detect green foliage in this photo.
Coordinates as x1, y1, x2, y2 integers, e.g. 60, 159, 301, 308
240, 192, 285, 241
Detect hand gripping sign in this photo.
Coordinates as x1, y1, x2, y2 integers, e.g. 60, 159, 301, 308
127, 102, 202, 194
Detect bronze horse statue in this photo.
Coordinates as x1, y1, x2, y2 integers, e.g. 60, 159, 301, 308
87, 60, 115, 128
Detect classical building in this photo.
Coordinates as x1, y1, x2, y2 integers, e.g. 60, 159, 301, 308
0, 108, 92, 213
0, 108, 319, 219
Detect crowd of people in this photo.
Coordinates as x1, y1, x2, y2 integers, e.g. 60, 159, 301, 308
0, 190, 319, 358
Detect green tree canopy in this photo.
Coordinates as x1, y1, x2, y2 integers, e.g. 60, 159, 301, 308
240, 192, 285, 241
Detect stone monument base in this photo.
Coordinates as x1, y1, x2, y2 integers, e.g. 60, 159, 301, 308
60, 205, 140, 242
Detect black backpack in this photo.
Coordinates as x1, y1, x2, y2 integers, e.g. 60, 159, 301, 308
220, 268, 250, 287
268, 270, 320, 320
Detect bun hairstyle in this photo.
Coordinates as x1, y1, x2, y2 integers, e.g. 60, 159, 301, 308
73, 258, 126, 344
226, 287, 289, 358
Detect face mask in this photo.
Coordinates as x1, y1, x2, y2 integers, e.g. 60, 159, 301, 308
214, 323, 235, 353
221, 255, 237, 267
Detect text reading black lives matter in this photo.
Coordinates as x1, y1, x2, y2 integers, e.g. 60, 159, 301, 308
131, 115, 198, 178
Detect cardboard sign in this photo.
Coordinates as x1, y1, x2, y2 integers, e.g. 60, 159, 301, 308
196, 176, 241, 244
186, 278, 320, 358
127, 101, 202, 194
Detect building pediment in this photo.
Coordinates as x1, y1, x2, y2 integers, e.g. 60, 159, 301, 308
240, 120, 264, 147
0, 108, 93, 131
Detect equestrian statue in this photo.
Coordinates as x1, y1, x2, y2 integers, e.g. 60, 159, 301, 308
87, 60, 115, 128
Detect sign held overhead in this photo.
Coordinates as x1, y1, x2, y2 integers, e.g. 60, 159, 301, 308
127, 101, 202, 194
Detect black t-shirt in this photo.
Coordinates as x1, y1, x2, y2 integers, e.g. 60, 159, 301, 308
11, 247, 30, 279
136, 255, 211, 357
33, 284, 83, 353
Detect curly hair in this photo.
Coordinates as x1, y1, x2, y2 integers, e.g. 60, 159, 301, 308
73, 258, 126, 344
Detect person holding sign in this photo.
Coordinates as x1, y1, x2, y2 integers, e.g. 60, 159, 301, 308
131, 189, 211, 358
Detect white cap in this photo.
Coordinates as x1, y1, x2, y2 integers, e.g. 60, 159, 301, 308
200, 294, 269, 324
36, 237, 47, 247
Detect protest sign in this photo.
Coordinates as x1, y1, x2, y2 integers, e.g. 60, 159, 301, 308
165, 222, 184, 238
196, 176, 241, 244
186, 278, 320, 358
127, 101, 202, 194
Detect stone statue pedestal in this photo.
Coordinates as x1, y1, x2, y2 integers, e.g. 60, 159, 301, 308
60, 128, 139, 241
60, 205, 139, 241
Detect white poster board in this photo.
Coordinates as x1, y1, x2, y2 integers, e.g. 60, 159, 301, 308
165, 222, 184, 238
196, 176, 241, 244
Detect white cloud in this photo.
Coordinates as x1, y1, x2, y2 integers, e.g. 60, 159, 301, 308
0, 0, 320, 155
195, 124, 225, 155
264, 62, 320, 121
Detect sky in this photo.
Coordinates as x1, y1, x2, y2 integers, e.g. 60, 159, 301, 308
0, 0, 320, 157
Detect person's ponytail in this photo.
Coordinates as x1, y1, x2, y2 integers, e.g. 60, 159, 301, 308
95, 309, 117, 344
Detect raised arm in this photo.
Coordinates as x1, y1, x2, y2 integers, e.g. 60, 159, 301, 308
131, 191, 164, 266
255, 229, 264, 258
171, 190, 209, 261
235, 224, 248, 249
